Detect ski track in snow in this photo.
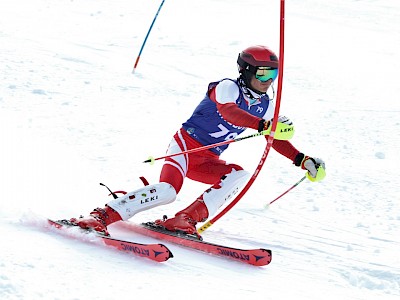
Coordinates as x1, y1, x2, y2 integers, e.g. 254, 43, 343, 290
1, 0, 400, 299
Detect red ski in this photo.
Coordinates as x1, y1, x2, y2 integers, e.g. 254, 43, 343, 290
125, 222, 272, 266
47, 219, 173, 263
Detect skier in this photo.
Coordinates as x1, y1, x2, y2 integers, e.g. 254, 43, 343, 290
70, 45, 326, 236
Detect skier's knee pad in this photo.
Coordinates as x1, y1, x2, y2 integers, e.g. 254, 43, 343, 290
202, 169, 250, 216
107, 182, 176, 220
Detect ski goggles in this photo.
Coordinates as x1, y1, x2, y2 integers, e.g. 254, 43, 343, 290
255, 67, 278, 82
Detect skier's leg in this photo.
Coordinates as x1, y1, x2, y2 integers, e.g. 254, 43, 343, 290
71, 130, 190, 235
71, 182, 176, 235
157, 167, 250, 235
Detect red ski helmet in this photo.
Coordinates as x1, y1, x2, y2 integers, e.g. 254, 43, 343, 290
237, 45, 279, 72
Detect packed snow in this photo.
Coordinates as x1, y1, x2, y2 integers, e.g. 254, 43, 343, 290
1, 0, 399, 299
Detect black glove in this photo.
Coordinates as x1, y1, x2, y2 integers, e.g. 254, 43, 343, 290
258, 119, 271, 132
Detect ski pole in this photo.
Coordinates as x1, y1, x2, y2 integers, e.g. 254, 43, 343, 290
132, 0, 166, 73
143, 129, 270, 164
264, 175, 306, 208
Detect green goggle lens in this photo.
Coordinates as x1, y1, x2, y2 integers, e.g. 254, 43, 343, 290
255, 67, 278, 82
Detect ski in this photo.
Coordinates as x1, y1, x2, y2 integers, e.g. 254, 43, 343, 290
47, 219, 173, 263
125, 221, 272, 266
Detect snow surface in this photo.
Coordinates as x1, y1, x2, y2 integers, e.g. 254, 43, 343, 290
1, 0, 400, 299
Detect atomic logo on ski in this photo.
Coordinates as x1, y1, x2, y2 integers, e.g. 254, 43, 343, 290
47, 219, 173, 263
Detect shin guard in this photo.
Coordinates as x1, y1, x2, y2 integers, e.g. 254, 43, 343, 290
107, 182, 176, 220
201, 169, 250, 216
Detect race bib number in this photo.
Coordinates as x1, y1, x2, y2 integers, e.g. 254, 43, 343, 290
209, 124, 238, 141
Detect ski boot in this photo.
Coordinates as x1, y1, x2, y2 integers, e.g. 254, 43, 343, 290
156, 198, 209, 238
70, 206, 122, 236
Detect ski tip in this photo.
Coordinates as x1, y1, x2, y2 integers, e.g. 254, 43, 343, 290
161, 244, 174, 259
247, 249, 272, 266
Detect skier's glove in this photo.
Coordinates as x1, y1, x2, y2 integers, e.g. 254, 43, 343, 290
294, 153, 326, 182
258, 116, 294, 140
258, 119, 271, 132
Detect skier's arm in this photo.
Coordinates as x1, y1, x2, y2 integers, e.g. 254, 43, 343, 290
273, 139, 326, 181
209, 80, 261, 130
272, 139, 299, 161
216, 101, 261, 130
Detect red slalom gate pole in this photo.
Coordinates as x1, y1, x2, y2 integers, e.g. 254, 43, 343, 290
198, 0, 286, 234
